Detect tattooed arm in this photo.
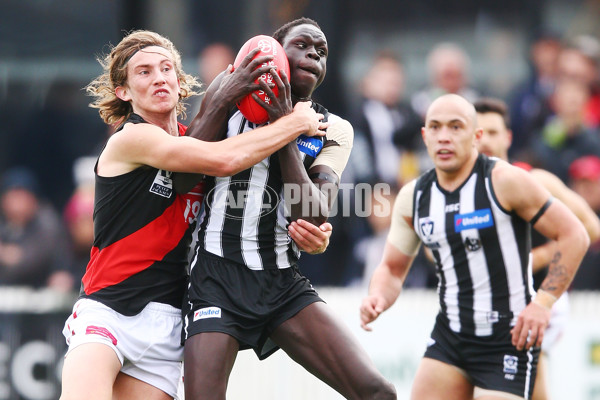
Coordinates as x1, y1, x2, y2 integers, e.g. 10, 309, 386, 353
492, 161, 589, 350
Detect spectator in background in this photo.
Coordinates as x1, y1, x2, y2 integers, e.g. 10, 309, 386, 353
198, 42, 236, 86
509, 34, 562, 158
568, 155, 600, 290
48, 156, 97, 293
530, 78, 600, 182
557, 35, 600, 129
410, 42, 479, 119
47, 184, 95, 293
328, 51, 423, 288
350, 51, 423, 187
184, 43, 236, 125
0, 167, 69, 288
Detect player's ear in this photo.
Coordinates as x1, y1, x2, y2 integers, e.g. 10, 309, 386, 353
421, 126, 426, 142
507, 129, 513, 146
474, 127, 483, 141
115, 86, 131, 102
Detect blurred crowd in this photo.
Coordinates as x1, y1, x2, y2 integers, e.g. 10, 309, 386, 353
2, 27, 600, 293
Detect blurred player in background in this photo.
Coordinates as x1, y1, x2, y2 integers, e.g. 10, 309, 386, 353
59, 29, 327, 400
182, 18, 397, 400
361, 94, 589, 400
474, 97, 600, 400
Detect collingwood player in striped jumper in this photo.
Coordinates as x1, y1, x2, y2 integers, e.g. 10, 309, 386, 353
183, 18, 397, 400
60, 30, 327, 400
360, 94, 589, 400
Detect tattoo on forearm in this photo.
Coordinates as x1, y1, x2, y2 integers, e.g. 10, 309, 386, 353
540, 251, 569, 292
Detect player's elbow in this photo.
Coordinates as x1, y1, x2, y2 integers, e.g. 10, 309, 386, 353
586, 219, 600, 244
572, 220, 591, 255
209, 154, 243, 177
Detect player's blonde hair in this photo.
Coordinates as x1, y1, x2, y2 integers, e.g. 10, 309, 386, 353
86, 30, 201, 126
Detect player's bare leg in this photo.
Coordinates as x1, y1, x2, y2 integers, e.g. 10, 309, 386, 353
60, 343, 121, 400
531, 352, 549, 400
271, 302, 397, 400
183, 332, 239, 400
114, 373, 172, 400
410, 358, 473, 400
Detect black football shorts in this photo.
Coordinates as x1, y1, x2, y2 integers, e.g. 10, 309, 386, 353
182, 250, 323, 359
423, 313, 540, 398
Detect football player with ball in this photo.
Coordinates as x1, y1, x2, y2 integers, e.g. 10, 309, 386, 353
59, 30, 328, 400
182, 17, 397, 400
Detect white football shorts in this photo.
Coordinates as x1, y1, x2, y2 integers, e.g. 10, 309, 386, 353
62, 298, 183, 398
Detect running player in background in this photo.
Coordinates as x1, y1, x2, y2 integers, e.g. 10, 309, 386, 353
59, 29, 327, 400
474, 97, 600, 400
361, 94, 589, 399
182, 18, 397, 400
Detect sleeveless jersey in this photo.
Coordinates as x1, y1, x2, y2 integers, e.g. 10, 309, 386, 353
196, 103, 330, 270
413, 154, 534, 336
81, 114, 204, 316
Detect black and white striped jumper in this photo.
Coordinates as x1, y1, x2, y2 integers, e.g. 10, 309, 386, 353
192, 104, 330, 271
413, 154, 535, 336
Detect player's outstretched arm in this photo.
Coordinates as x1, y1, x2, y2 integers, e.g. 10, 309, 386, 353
493, 162, 589, 350
360, 241, 415, 331
361, 182, 420, 331
105, 101, 324, 178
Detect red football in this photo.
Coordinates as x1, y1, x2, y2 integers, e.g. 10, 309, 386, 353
233, 35, 290, 124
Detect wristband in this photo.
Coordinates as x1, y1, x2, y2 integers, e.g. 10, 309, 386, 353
533, 289, 558, 310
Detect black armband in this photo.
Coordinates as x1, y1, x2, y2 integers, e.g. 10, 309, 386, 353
530, 197, 554, 226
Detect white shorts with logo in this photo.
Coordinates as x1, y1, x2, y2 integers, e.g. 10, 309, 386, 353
62, 298, 183, 399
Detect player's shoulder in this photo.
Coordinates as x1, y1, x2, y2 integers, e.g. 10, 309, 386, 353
396, 179, 417, 206
492, 157, 529, 178
327, 112, 352, 131
325, 112, 353, 147
399, 178, 417, 196
490, 157, 539, 199
115, 121, 164, 140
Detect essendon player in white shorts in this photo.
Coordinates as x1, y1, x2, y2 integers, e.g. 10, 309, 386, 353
60, 30, 329, 400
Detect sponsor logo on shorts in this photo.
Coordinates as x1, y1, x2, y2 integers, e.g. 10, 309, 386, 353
454, 209, 494, 232
503, 354, 518, 375
193, 307, 222, 321
85, 325, 118, 345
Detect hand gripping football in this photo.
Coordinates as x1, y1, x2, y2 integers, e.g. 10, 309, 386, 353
233, 35, 290, 124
